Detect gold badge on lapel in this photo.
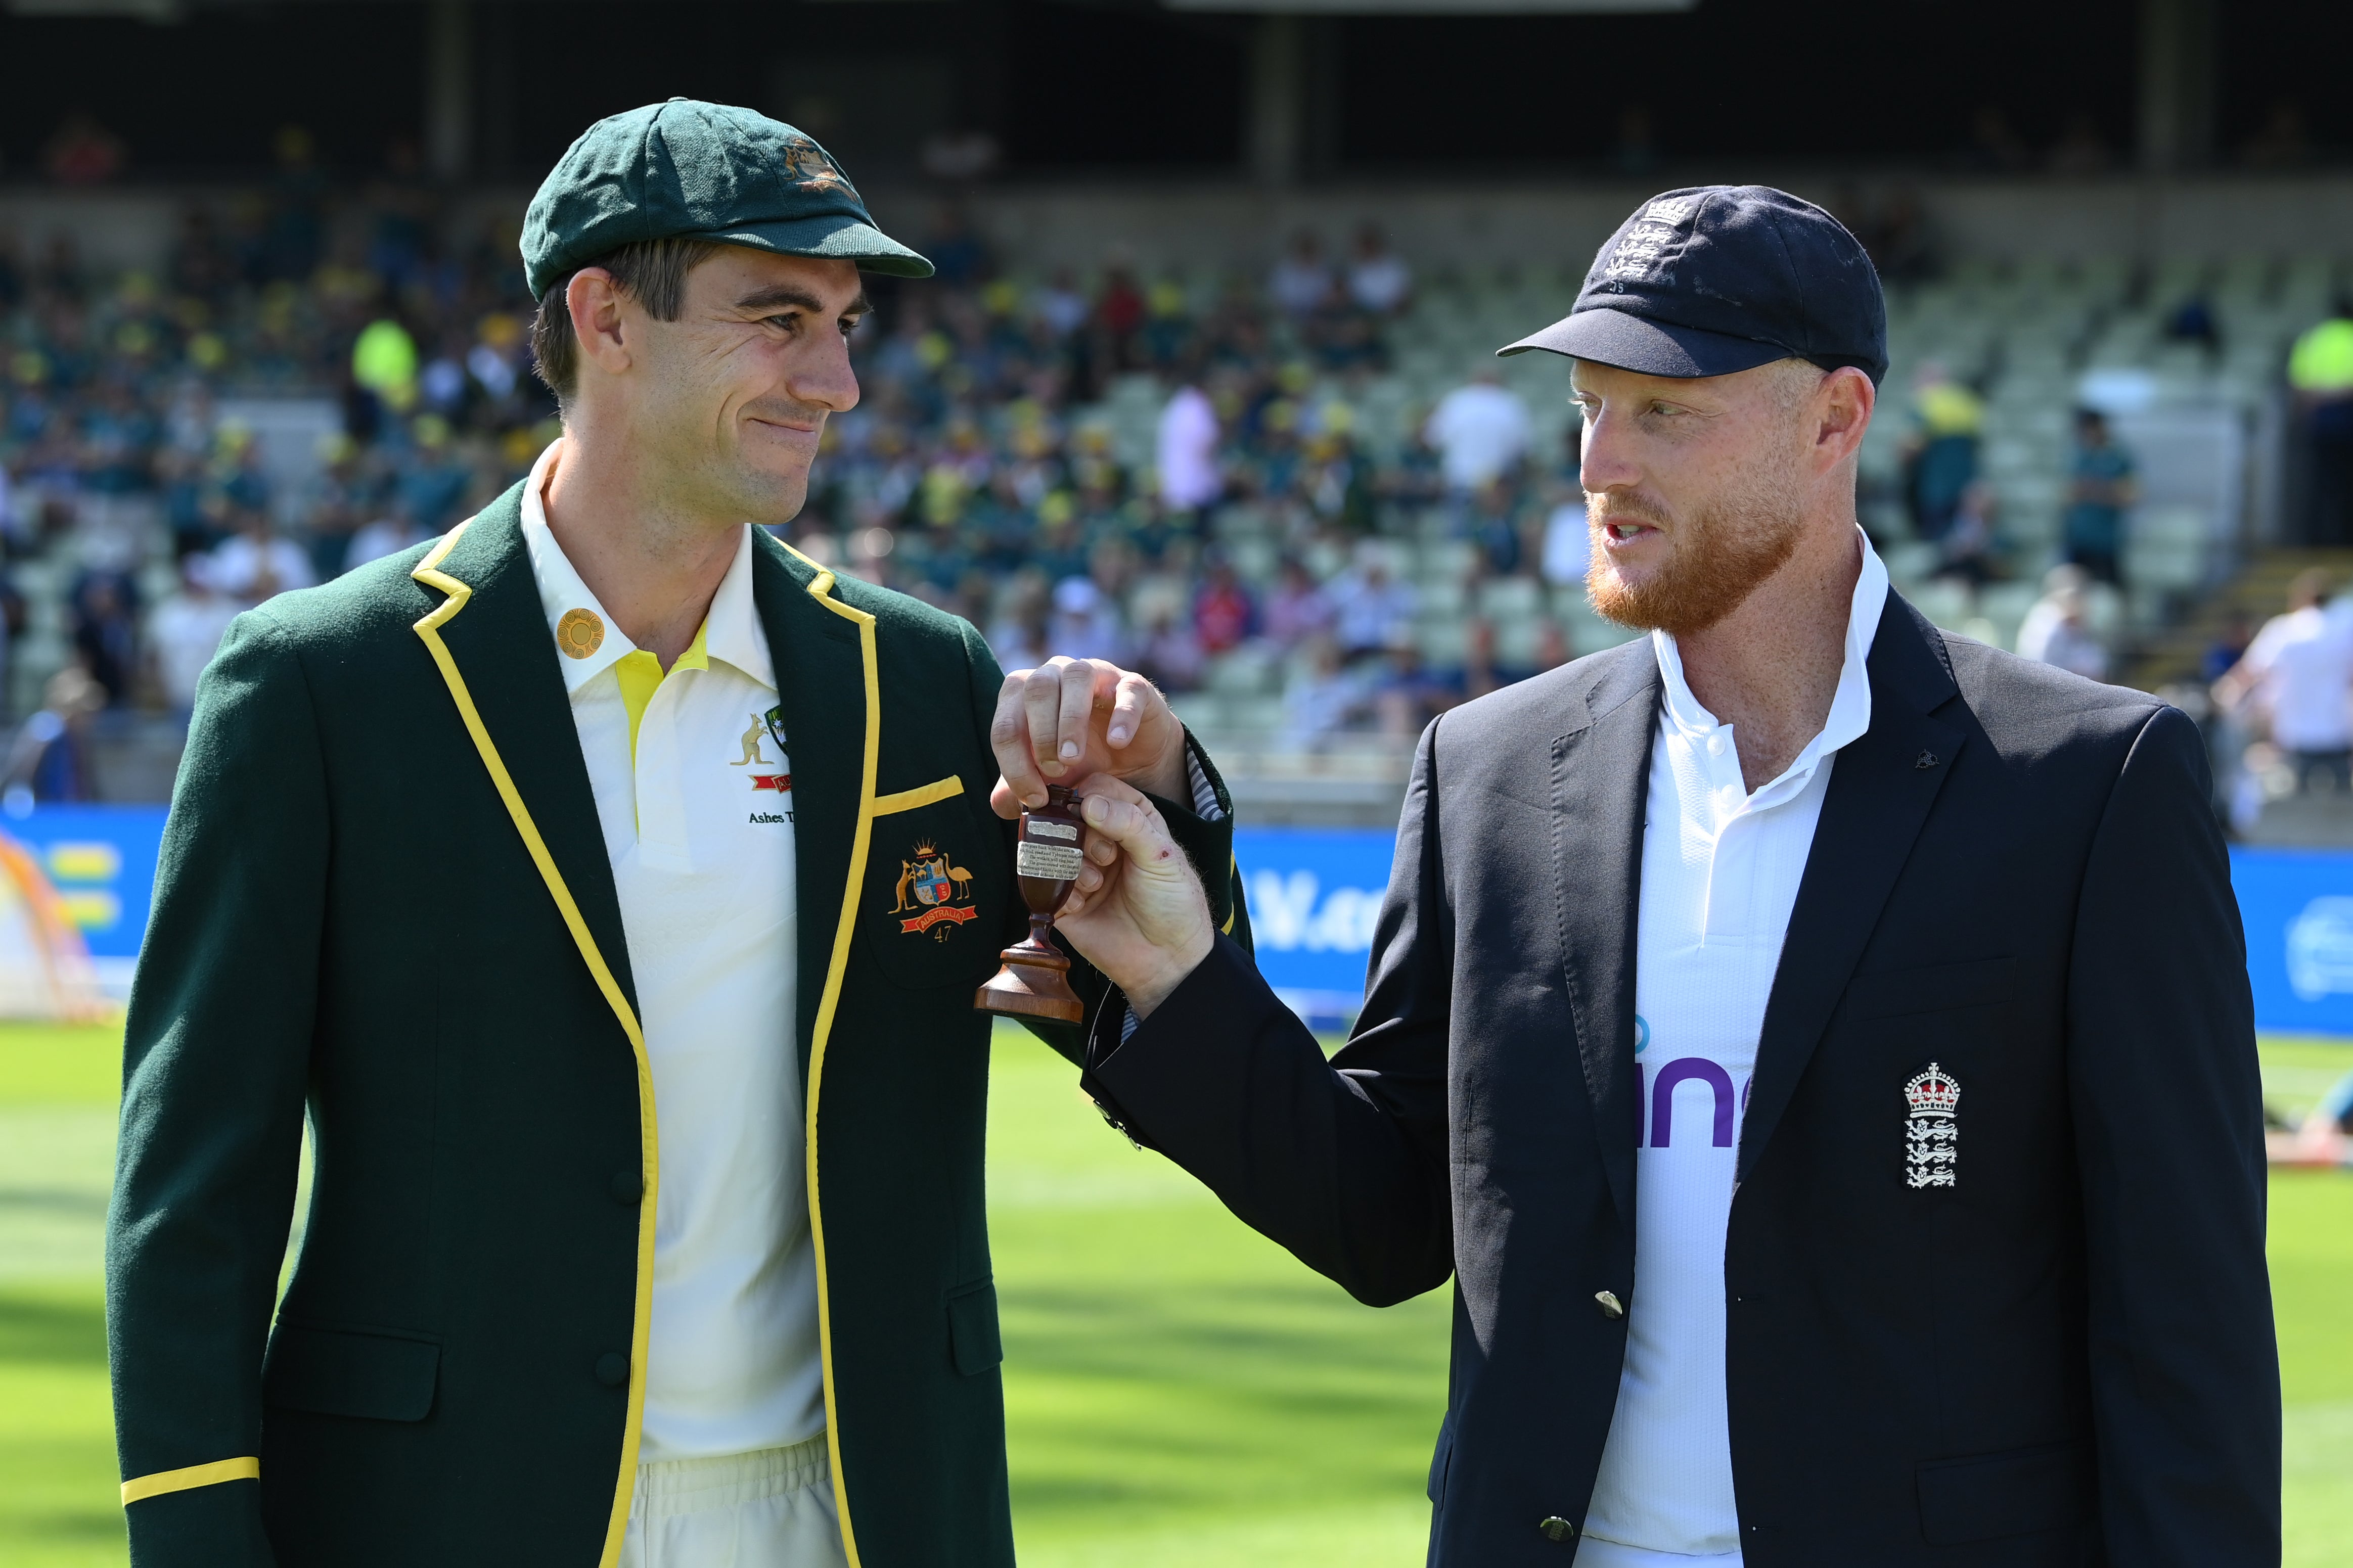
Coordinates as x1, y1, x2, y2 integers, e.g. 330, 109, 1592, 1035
891, 840, 978, 940
557, 608, 605, 659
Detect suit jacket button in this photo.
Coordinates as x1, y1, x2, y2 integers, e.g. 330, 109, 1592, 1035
1539, 1516, 1576, 1543
610, 1171, 644, 1205
1594, 1290, 1625, 1320
595, 1353, 629, 1388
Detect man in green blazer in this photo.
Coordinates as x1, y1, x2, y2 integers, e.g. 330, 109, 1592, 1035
106, 101, 1246, 1568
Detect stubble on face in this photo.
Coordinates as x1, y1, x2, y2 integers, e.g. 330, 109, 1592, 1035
640, 335, 830, 531
1584, 409, 1810, 636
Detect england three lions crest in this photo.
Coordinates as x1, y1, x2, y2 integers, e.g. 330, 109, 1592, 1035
1904, 1062, 1959, 1189
890, 840, 978, 941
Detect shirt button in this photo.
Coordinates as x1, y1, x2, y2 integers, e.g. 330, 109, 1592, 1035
1706, 735, 1726, 756
595, 1353, 630, 1388
1539, 1516, 1576, 1543
610, 1171, 644, 1205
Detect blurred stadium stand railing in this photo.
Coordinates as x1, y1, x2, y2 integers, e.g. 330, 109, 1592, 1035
6, 176, 2353, 813
7, 0, 2353, 815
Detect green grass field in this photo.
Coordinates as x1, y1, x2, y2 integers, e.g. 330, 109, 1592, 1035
4, 1023, 2346, 1565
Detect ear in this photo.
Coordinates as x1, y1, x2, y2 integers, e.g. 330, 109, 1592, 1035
1813, 365, 1875, 472
566, 268, 634, 380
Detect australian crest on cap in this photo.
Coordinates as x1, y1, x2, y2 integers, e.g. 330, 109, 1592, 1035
782, 135, 853, 197
1904, 1062, 1959, 1189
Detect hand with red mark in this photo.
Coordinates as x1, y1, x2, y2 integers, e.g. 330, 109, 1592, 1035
1049, 775, 1214, 1018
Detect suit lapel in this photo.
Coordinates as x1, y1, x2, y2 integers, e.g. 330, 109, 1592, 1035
420, 488, 638, 1014
1738, 595, 1963, 1181
1551, 644, 1661, 1227
750, 533, 870, 1081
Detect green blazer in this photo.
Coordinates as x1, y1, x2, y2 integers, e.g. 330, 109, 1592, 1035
106, 482, 1247, 1568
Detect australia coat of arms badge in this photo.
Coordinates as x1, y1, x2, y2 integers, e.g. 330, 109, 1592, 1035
891, 840, 978, 940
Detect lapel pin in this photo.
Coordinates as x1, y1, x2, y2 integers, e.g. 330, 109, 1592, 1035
557, 607, 605, 659
1914, 750, 1939, 770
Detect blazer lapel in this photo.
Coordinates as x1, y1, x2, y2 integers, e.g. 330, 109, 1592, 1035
1551, 644, 1661, 1227
417, 488, 638, 1017
750, 533, 872, 1082
1738, 595, 1963, 1182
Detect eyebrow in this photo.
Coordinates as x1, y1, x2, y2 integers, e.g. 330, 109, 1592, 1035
733, 285, 873, 317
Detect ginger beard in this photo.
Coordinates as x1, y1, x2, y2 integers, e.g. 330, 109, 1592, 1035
1583, 433, 1809, 636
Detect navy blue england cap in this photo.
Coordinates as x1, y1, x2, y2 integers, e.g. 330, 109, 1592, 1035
1498, 186, 1887, 384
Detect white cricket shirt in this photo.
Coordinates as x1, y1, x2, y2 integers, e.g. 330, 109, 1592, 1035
1576, 533, 1887, 1566
2241, 603, 2353, 753
521, 441, 825, 1465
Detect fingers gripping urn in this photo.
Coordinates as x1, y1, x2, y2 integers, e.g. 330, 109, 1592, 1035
975, 784, 1087, 1023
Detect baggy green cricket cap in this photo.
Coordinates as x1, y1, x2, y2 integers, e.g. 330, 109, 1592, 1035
521, 98, 933, 299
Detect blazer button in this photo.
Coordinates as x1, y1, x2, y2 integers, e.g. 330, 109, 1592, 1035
1539, 1516, 1576, 1543
610, 1171, 644, 1205
595, 1353, 629, 1388
1594, 1290, 1625, 1320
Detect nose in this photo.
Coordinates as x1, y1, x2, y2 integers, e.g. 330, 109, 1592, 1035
1576, 404, 1637, 495
788, 327, 861, 415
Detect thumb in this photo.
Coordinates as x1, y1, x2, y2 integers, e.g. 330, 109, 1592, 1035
1076, 779, 1182, 873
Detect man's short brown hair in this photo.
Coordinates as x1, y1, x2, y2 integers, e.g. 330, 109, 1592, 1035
529, 236, 723, 404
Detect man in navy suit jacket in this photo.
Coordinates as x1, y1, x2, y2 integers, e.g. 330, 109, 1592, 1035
1044, 188, 2278, 1568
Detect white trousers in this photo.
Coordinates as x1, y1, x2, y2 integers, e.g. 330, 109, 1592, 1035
1572, 1536, 1743, 1568
618, 1436, 847, 1568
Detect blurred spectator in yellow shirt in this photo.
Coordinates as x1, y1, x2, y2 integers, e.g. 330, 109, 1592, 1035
1902, 364, 1981, 543
2289, 299, 2353, 546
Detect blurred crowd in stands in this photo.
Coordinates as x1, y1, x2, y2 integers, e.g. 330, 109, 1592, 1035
0, 145, 564, 754
10, 112, 2353, 802
0, 143, 1635, 791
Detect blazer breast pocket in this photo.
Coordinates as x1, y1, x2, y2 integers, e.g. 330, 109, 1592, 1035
1844, 956, 2019, 1024
863, 775, 1008, 988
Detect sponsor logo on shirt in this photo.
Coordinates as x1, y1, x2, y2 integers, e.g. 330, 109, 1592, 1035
890, 839, 978, 940
1633, 1015, 1753, 1149
732, 706, 794, 815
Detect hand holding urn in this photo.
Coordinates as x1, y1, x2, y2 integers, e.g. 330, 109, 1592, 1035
974, 783, 1087, 1023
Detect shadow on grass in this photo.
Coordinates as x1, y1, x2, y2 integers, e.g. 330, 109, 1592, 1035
1004, 1281, 1443, 1381
0, 1189, 110, 1219
16, 1508, 126, 1544
0, 1290, 108, 1370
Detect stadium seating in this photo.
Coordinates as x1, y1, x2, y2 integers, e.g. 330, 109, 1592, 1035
0, 217, 2337, 783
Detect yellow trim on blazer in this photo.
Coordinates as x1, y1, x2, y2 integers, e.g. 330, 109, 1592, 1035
120, 1455, 259, 1506
784, 549, 880, 1568
784, 573, 1215, 1557
874, 773, 963, 816
410, 522, 657, 1568
1223, 852, 1238, 935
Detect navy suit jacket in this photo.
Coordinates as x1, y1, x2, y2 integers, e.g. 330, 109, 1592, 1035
1084, 594, 2278, 1567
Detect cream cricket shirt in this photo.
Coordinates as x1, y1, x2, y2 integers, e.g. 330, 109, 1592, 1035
1576, 534, 1887, 1568
521, 443, 824, 1465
